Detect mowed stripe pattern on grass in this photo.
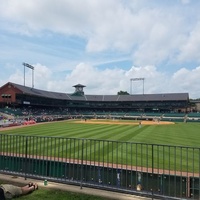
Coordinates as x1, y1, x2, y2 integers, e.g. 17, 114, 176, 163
1, 120, 200, 172
1, 120, 200, 146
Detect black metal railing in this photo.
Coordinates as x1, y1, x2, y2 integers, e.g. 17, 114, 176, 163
0, 134, 199, 199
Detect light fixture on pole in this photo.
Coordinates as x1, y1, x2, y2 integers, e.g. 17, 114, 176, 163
23, 63, 34, 88
130, 78, 145, 95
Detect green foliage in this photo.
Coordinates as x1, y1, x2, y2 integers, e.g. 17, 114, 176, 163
117, 90, 129, 95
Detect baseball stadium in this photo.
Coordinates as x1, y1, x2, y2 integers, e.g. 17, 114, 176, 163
0, 81, 200, 199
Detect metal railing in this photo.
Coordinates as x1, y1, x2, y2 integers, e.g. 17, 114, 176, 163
0, 134, 199, 199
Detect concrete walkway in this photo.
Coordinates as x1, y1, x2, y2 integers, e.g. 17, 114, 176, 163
0, 174, 152, 200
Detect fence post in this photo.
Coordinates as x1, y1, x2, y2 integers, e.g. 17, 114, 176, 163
151, 144, 154, 200
80, 139, 84, 189
24, 136, 28, 180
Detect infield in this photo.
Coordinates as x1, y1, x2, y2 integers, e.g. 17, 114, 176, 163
74, 119, 175, 125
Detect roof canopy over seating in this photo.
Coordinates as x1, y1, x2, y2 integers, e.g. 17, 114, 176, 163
0, 82, 189, 102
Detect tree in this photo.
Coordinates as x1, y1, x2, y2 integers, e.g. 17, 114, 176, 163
117, 91, 129, 95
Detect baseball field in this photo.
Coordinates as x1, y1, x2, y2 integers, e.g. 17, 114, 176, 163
0, 119, 199, 147
0, 119, 200, 173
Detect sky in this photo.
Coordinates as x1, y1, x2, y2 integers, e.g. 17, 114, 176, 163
0, 0, 200, 99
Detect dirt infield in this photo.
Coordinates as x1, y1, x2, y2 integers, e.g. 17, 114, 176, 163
75, 119, 175, 125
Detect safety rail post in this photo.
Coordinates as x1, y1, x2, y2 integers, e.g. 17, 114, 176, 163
151, 144, 154, 199
24, 136, 28, 180
80, 138, 84, 189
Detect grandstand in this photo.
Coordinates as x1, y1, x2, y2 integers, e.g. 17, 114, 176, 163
0, 81, 197, 123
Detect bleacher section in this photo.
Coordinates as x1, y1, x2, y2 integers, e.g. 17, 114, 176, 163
187, 112, 200, 117
186, 112, 200, 122
161, 113, 186, 122
1, 106, 200, 123
0, 108, 22, 118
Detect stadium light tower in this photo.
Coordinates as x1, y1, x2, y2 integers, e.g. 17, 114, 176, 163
23, 63, 34, 88
130, 78, 145, 95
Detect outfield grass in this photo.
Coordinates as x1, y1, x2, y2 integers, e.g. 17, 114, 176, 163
1, 120, 200, 146
0, 120, 200, 172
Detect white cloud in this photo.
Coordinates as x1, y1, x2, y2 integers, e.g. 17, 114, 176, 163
6, 63, 52, 89
171, 66, 200, 98
1, 0, 199, 67
1, 62, 200, 98
178, 22, 200, 62
48, 63, 126, 94
34, 63, 52, 88
181, 0, 190, 5
7, 70, 24, 85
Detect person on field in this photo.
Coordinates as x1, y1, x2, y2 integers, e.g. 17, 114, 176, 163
0, 182, 38, 199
